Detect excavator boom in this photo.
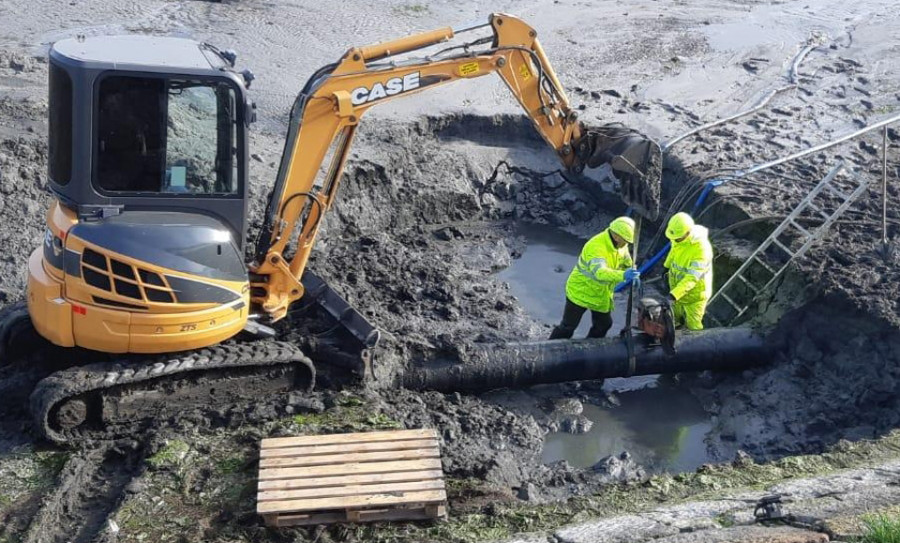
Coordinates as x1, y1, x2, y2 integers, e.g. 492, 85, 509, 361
251, 13, 662, 322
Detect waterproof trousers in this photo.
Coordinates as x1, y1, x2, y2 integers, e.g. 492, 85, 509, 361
673, 299, 707, 331
549, 298, 613, 339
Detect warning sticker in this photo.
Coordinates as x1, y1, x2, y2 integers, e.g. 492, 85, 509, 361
459, 62, 480, 76
519, 64, 532, 80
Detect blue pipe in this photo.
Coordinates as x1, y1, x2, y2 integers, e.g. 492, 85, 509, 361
615, 179, 724, 293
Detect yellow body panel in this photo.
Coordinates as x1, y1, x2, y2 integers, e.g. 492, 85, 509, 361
64, 296, 247, 354
28, 203, 250, 354
27, 248, 75, 348
43, 202, 79, 281
73, 302, 131, 352
127, 300, 247, 353
29, 251, 249, 354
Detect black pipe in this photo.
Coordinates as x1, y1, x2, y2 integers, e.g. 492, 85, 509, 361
404, 327, 773, 393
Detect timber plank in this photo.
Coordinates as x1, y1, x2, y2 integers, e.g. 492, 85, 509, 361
258, 479, 446, 502
260, 438, 438, 458
258, 489, 446, 514
257, 469, 445, 491
272, 506, 444, 527
259, 448, 439, 469
262, 429, 435, 449
259, 458, 442, 481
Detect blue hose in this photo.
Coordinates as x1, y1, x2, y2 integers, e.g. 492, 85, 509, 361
614, 179, 723, 292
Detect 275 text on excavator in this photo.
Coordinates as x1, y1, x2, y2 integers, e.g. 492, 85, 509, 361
0, 14, 662, 445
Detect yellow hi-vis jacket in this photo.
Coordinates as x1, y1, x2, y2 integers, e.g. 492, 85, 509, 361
565, 229, 633, 313
664, 225, 713, 303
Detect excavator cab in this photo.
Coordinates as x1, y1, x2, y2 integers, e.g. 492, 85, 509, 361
31, 36, 255, 353
48, 35, 252, 240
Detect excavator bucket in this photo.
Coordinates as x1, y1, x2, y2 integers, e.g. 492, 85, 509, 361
576, 124, 663, 221
294, 271, 381, 378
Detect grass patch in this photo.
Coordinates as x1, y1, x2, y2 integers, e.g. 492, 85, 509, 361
365, 413, 402, 429
147, 440, 190, 469
714, 512, 736, 528
215, 455, 246, 475
862, 513, 900, 543
286, 398, 403, 434
338, 395, 364, 407
27, 451, 68, 488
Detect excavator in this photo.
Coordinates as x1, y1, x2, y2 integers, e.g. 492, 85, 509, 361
0, 14, 662, 445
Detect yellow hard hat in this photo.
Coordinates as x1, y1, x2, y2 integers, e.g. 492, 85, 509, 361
666, 212, 695, 241
609, 216, 636, 244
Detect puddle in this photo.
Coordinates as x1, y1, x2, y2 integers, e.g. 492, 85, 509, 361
497, 222, 633, 337
542, 389, 713, 473
498, 222, 716, 473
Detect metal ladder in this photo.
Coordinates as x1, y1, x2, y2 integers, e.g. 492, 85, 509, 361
708, 161, 870, 326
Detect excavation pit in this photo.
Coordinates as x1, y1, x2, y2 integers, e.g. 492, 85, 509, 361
495, 221, 716, 473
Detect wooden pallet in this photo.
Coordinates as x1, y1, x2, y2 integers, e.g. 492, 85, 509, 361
257, 428, 447, 527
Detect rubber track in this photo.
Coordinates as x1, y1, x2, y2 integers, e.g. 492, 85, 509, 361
30, 341, 315, 445
0, 301, 31, 363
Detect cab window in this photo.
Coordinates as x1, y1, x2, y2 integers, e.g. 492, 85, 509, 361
96, 75, 239, 195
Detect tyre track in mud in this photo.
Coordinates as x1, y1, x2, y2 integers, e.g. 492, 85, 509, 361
22, 444, 143, 543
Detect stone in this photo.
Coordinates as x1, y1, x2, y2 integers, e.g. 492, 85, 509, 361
570, 200, 594, 222
543, 173, 567, 190
732, 450, 755, 468
492, 180, 515, 199
287, 394, 325, 413
434, 226, 463, 241
517, 482, 540, 502
591, 451, 643, 482
8, 57, 28, 72
650, 526, 828, 543
560, 415, 592, 434
553, 397, 584, 416
555, 514, 678, 543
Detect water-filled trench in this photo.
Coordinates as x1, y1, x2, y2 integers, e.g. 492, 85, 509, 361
497, 222, 716, 472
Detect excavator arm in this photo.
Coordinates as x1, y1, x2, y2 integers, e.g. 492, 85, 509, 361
251, 13, 661, 323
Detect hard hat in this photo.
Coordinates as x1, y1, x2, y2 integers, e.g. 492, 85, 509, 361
666, 212, 695, 241
609, 216, 636, 244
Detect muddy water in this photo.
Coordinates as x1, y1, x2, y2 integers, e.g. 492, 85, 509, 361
497, 222, 630, 337
499, 222, 715, 473
543, 391, 713, 472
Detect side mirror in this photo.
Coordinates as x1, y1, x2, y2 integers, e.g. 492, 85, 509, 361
246, 101, 257, 125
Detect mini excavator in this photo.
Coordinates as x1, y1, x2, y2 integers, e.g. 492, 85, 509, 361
0, 14, 662, 444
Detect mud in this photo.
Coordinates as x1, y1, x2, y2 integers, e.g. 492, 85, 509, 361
0, 0, 900, 541
21, 444, 142, 543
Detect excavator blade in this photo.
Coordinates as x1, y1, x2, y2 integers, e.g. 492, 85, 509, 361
576, 124, 663, 221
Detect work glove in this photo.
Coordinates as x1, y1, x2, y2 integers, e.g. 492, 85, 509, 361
666, 293, 678, 307
624, 268, 641, 289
